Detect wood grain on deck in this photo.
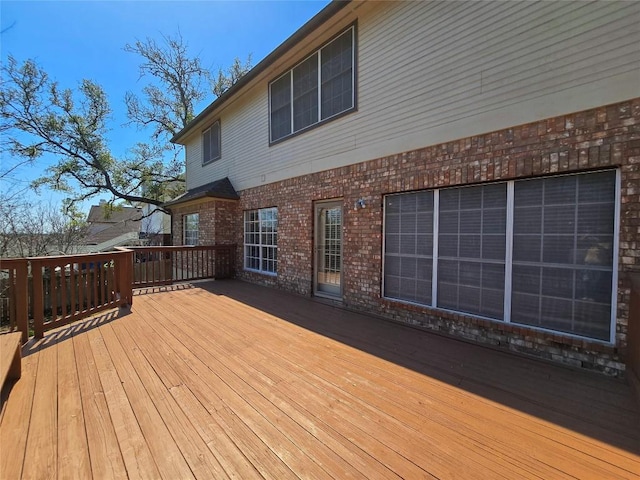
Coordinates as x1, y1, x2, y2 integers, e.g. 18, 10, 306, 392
1, 280, 639, 479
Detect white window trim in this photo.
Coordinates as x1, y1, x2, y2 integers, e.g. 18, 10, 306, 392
183, 213, 199, 246
382, 170, 620, 345
202, 120, 221, 165
244, 207, 278, 276
269, 25, 356, 144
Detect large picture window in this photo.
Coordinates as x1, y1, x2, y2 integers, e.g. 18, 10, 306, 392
244, 207, 278, 274
383, 170, 617, 342
269, 26, 355, 143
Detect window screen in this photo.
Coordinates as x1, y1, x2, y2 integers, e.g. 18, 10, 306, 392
384, 191, 434, 305
321, 27, 353, 120
270, 74, 292, 142
437, 183, 507, 319
293, 55, 319, 131
382, 171, 616, 342
511, 171, 615, 340
202, 121, 220, 165
269, 26, 355, 143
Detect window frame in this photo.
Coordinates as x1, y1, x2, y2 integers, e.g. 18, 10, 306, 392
202, 120, 221, 166
244, 207, 278, 276
382, 169, 620, 344
183, 213, 199, 246
268, 24, 357, 145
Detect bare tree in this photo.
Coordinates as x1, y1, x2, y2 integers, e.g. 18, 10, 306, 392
0, 194, 88, 258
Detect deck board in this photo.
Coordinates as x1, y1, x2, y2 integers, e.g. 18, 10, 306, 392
73, 332, 128, 479
56, 336, 91, 479
1, 280, 639, 479
21, 339, 58, 480
0, 343, 40, 479
86, 329, 161, 479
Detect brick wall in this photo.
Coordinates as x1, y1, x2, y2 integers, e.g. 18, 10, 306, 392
171, 200, 238, 247
188, 99, 640, 376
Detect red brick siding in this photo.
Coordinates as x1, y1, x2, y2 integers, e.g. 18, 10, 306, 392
171, 200, 238, 246
186, 98, 640, 376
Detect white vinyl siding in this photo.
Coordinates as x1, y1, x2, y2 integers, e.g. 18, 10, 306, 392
269, 26, 355, 143
244, 208, 278, 274
383, 170, 617, 342
185, 1, 639, 192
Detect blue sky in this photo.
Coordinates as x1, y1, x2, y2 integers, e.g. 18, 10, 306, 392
0, 0, 329, 210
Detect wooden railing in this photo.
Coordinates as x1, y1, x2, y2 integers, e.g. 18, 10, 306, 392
0, 245, 235, 343
1, 251, 133, 343
126, 245, 236, 287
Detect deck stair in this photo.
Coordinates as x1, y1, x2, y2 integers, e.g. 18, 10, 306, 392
0, 332, 22, 401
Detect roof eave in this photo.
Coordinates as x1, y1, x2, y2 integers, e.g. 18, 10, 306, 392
162, 192, 239, 209
170, 0, 352, 145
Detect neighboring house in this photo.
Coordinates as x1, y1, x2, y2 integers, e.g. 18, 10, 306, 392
84, 201, 143, 251
139, 203, 172, 246
165, 1, 640, 376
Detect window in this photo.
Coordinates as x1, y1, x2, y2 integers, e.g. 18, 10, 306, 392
383, 170, 617, 342
384, 191, 434, 306
244, 207, 278, 274
202, 121, 221, 165
183, 213, 199, 246
269, 26, 355, 143
438, 184, 507, 319
511, 171, 616, 340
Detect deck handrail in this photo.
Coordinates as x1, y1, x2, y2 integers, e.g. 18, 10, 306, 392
0, 244, 236, 343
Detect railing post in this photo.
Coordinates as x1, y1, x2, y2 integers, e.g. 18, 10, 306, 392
31, 260, 44, 339
122, 249, 133, 307
15, 261, 29, 344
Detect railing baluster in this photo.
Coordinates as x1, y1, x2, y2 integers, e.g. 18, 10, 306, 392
15, 261, 29, 343
32, 262, 44, 339
8, 268, 16, 331
60, 263, 68, 320
69, 264, 77, 319
93, 261, 99, 310
79, 265, 85, 314
50, 265, 58, 324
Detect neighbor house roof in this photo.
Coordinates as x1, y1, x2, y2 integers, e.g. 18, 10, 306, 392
84, 221, 140, 246
85, 204, 142, 246
86, 205, 142, 224
162, 177, 240, 208
170, 0, 352, 145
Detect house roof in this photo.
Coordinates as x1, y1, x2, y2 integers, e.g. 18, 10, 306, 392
162, 177, 240, 208
170, 0, 352, 145
87, 205, 142, 224
84, 220, 140, 246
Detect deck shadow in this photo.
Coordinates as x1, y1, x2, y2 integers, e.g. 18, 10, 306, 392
199, 279, 640, 455
21, 307, 130, 358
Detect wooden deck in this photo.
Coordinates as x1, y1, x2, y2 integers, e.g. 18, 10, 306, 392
1, 280, 639, 479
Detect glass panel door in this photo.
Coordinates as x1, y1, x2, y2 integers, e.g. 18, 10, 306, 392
315, 201, 342, 298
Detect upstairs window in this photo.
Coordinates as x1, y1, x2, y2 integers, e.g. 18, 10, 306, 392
269, 26, 355, 143
202, 121, 221, 165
